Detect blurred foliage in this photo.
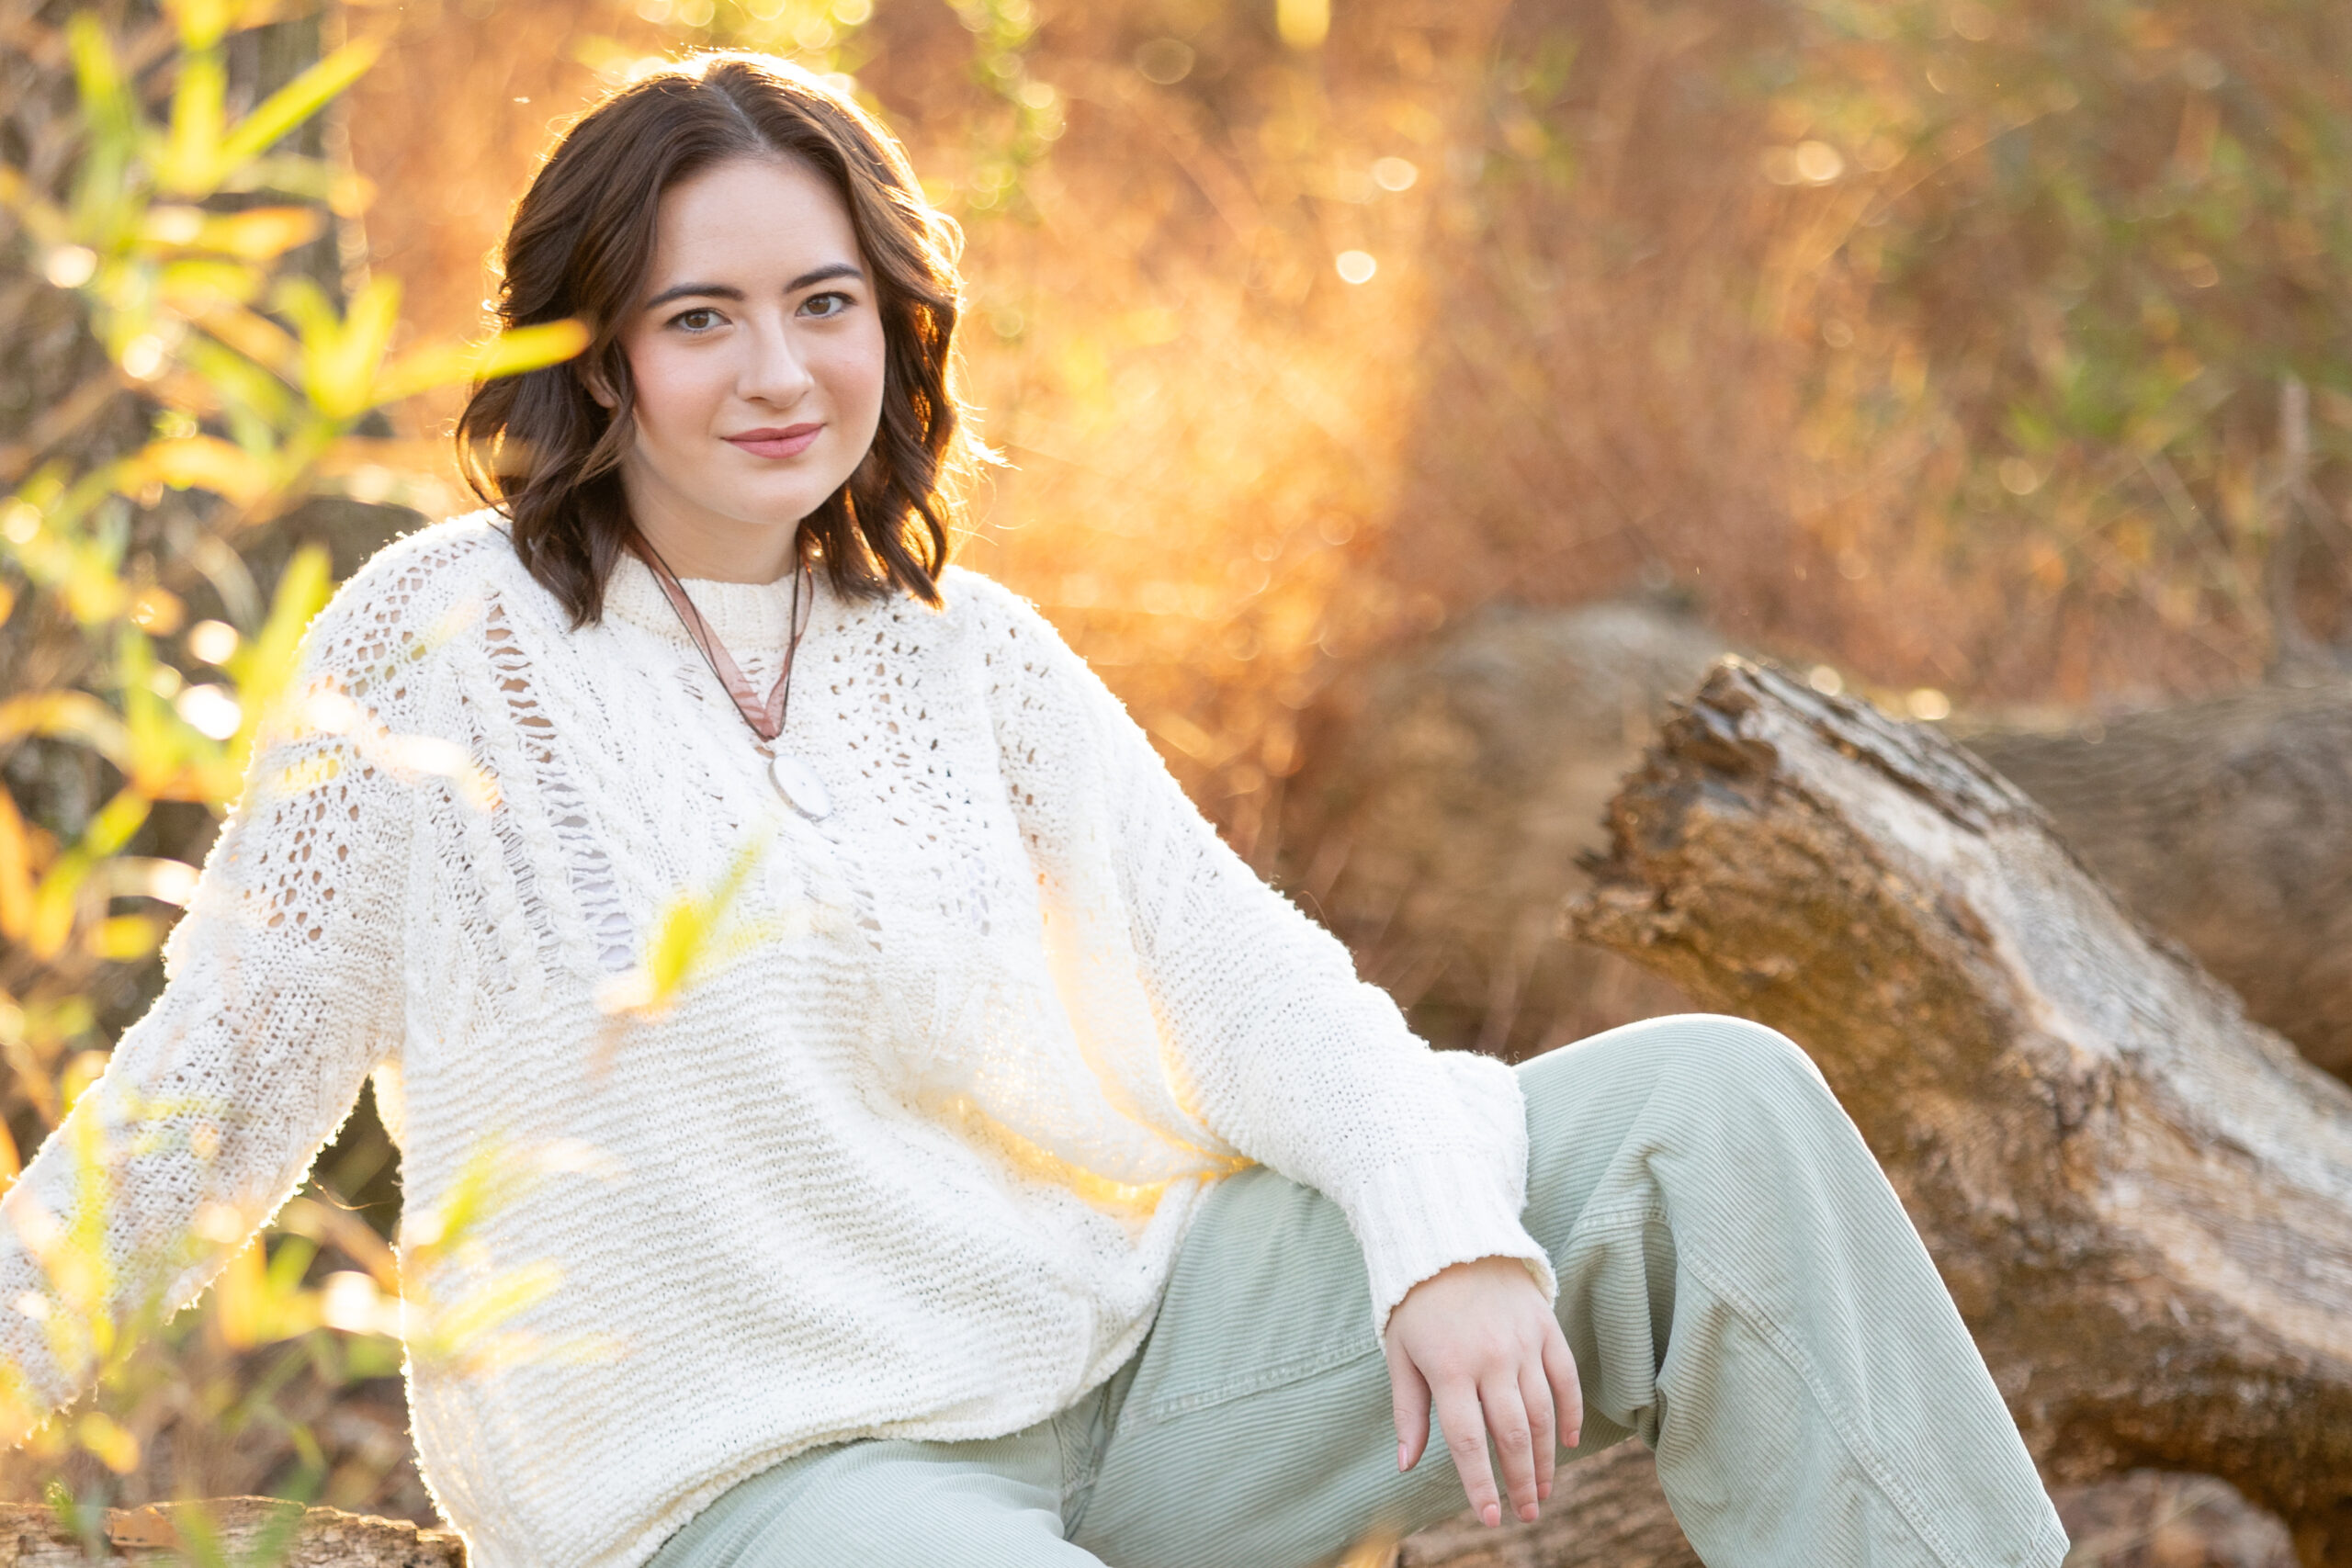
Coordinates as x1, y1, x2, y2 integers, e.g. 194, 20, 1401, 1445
1762, 0, 2352, 669
0, 0, 581, 1519
0, 0, 2338, 1530
1396, 0, 2349, 705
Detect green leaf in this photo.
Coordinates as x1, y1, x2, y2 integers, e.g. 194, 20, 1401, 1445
64, 17, 136, 143
226, 543, 333, 764
214, 37, 383, 175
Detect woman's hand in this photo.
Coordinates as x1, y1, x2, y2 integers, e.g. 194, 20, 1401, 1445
1383, 1255, 1582, 1529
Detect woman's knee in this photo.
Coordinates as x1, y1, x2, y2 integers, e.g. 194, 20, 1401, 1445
1520, 1011, 1838, 1139
1683, 1013, 1826, 1089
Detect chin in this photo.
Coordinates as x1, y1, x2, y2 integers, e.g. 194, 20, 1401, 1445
708, 478, 833, 529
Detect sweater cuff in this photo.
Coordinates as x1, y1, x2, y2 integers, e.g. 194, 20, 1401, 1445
1337, 1148, 1559, 1342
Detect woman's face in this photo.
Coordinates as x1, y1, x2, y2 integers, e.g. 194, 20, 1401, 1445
599, 154, 888, 580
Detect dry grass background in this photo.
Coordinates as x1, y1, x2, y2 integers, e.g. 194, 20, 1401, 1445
337, 0, 2352, 874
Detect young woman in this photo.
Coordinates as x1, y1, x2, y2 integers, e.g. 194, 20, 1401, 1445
0, 53, 2065, 1568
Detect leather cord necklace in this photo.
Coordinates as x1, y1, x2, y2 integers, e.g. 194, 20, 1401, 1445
628, 532, 831, 819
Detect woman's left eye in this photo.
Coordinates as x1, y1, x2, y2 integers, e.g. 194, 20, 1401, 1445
800, 291, 854, 319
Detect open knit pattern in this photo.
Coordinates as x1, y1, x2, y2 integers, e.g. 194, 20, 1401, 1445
0, 513, 1551, 1568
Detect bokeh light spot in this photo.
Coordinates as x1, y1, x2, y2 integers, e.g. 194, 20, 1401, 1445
1905, 688, 1952, 721
1135, 38, 1194, 84
1335, 250, 1377, 285
42, 246, 96, 288
1794, 141, 1845, 183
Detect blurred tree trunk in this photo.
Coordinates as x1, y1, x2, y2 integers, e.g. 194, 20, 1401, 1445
1959, 682, 2352, 1084
1561, 660, 2352, 1568
1282, 599, 1720, 1059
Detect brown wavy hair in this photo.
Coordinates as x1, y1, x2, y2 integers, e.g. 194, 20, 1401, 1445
457, 53, 973, 624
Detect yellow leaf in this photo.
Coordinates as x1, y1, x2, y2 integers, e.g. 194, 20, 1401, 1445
188, 297, 300, 378
160, 50, 228, 194
28, 865, 82, 963
74, 1411, 139, 1475
307, 275, 401, 420
62, 562, 130, 626
215, 36, 382, 173
0, 693, 133, 769
0, 792, 34, 942
157, 257, 266, 312
148, 204, 324, 260
167, 0, 235, 49
373, 318, 590, 407
122, 436, 277, 508
207, 1239, 267, 1350
92, 915, 163, 962
227, 543, 333, 766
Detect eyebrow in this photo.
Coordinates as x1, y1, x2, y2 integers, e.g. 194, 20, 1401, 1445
643, 264, 867, 312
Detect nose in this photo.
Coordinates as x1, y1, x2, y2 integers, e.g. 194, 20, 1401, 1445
738, 313, 816, 409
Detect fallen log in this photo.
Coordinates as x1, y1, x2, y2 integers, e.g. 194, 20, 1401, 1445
1397, 1444, 1695, 1568
1558, 660, 2352, 1566
0, 1496, 460, 1565
1958, 681, 2352, 1083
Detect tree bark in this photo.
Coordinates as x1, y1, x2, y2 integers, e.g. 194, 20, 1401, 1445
1556, 659, 2352, 1566
1958, 681, 2352, 1083
0, 1496, 460, 1565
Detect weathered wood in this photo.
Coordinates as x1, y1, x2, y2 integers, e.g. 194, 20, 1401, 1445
1563, 659, 2352, 1566
1398, 1445, 1696, 1568
0, 1496, 461, 1565
1958, 681, 2352, 1083
1397, 1452, 2302, 1568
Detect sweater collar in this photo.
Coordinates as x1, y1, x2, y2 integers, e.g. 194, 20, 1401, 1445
603, 550, 823, 653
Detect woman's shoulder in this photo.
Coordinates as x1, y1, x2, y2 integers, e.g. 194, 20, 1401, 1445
335, 507, 518, 603
933, 564, 1068, 655
309, 508, 525, 642
292, 509, 522, 694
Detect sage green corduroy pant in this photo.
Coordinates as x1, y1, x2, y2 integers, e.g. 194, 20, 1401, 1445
646, 1014, 2069, 1568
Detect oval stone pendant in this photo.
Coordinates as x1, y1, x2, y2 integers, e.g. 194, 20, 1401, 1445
768, 751, 831, 819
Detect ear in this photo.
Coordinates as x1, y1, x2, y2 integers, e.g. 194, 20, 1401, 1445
579, 354, 619, 412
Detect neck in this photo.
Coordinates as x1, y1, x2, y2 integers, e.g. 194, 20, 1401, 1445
622, 473, 803, 584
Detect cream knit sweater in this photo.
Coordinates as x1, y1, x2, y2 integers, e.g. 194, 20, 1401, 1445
0, 513, 1551, 1568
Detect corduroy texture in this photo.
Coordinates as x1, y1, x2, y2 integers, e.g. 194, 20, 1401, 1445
649, 1015, 2069, 1568
0, 513, 1551, 1568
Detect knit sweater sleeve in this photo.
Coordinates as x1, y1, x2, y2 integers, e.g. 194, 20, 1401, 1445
964, 573, 1555, 1337
0, 552, 429, 1423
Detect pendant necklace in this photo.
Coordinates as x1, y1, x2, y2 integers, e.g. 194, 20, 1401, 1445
629, 534, 831, 820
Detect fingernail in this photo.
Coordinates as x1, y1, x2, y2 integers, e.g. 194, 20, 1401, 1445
1519, 1503, 1539, 1522
1482, 1505, 1501, 1529
1538, 1483, 1552, 1501
1397, 1440, 1408, 1472
1566, 1429, 1581, 1450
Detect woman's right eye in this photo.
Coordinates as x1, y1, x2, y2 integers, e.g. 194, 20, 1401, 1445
671, 308, 723, 332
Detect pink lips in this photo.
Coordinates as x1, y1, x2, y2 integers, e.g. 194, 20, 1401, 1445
724, 423, 822, 459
